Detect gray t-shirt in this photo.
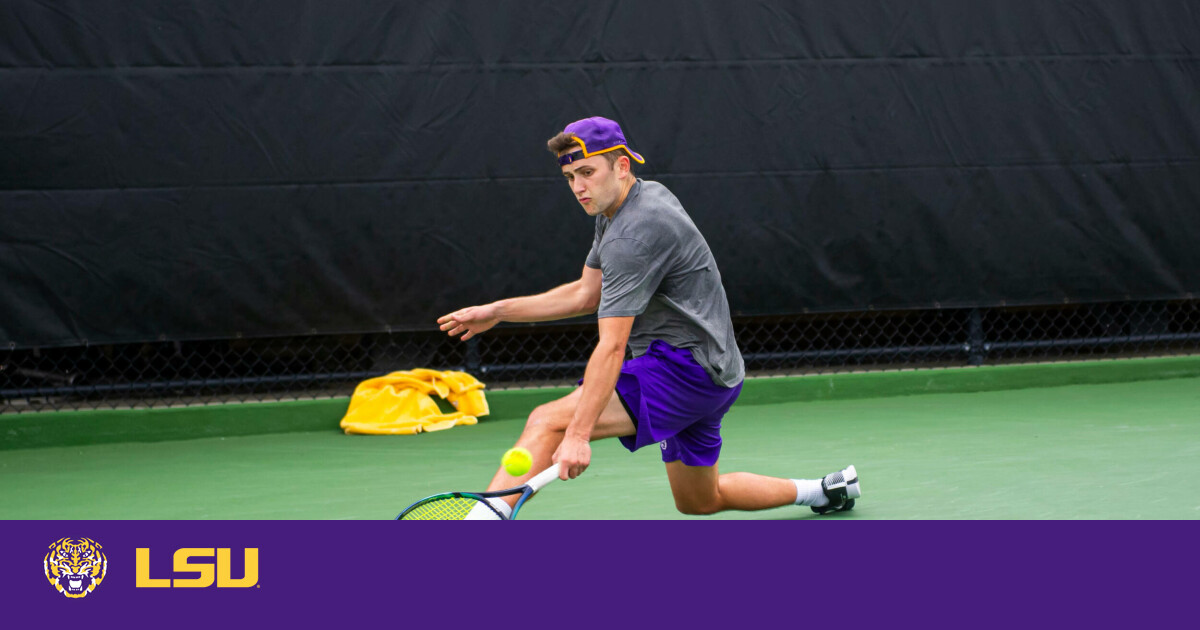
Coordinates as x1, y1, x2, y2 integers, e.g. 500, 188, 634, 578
585, 179, 745, 387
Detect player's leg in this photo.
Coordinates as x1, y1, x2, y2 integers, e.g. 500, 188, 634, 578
664, 461, 799, 514
486, 385, 635, 495
665, 460, 860, 515
654, 373, 860, 515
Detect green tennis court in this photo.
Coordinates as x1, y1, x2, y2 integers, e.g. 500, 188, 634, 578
3, 357, 1197, 520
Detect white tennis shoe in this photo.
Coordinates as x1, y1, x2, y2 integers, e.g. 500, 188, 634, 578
811, 465, 860, 515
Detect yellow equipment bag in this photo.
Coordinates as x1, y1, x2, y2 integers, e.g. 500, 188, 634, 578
339, 369, 489, 435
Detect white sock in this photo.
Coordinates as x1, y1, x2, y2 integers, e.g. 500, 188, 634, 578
464, 497, 513, 520
792, 479, 829, 507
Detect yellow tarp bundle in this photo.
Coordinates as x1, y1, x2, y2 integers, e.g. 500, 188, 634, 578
340, 369, 489, 435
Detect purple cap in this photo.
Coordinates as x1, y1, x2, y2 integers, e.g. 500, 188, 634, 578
557, 116, 646, 166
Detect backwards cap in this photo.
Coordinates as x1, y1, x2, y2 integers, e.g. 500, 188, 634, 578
557, 116, 645, 166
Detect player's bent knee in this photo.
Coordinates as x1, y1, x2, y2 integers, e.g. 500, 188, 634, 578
674, 498, 721, 516
523, 403, 569, 436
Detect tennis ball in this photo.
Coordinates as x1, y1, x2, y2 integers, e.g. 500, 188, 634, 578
501, 447, 533, 476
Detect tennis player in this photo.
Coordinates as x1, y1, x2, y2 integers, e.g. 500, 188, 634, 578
438, 116, 859, 518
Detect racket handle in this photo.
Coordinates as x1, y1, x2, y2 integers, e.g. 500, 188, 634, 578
525, 463, 562, 493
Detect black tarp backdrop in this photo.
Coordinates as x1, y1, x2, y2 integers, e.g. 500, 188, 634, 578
1, 1, 1198, 348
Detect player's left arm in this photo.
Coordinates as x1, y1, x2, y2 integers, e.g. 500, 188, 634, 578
553, 315, 634, 480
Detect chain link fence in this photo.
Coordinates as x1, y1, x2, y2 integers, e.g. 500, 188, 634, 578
2, 298, 1198, 413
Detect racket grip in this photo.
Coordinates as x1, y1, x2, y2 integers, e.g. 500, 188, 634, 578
526, 463, 562, 493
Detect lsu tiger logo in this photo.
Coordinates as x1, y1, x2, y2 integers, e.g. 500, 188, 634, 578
44, 537, 107, 598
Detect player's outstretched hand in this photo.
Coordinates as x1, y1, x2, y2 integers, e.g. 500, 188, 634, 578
552, 435, 591, 480
437, 304, 500, 341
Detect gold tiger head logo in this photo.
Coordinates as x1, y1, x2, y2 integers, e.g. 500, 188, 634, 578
44, 537, 107, 598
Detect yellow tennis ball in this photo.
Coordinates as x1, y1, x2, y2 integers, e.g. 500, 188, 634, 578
502, 447, 532, 476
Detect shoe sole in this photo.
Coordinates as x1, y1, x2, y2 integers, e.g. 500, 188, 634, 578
845, 465, 861, 499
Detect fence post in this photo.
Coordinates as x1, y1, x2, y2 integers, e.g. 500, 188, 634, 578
968, 308, 985, 366
465, 337, 481, 373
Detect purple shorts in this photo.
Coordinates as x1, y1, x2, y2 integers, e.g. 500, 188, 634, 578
584, 339, 742, 467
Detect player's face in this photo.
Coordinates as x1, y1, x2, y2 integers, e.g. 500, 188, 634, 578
560, 153, 628, 217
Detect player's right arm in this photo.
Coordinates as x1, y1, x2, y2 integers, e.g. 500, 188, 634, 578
438, 266, 601, 341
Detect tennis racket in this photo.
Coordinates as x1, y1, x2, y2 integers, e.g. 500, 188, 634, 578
396, 463, 562, 520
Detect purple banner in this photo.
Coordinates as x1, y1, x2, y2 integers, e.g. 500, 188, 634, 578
2, 521, 1192, 626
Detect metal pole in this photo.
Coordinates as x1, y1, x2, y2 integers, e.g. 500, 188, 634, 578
968, 308, 985, 366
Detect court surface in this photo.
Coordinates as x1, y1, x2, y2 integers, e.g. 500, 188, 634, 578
2, 359, 1198, 519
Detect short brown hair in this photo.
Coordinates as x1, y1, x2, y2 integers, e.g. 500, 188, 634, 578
546, 132, 631, 169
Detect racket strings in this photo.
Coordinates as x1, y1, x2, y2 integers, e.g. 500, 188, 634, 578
399, 495, 487, 520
